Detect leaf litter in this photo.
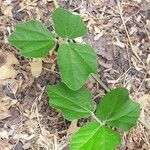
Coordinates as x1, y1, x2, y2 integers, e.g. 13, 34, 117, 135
0, 0, 149, 149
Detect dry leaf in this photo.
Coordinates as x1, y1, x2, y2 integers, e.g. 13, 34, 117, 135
30, 59, 42, 78
1, 4, 12, 17
67, 120, 80, 136
0, 111, 11, 120
94, 26, 101, 34
0, 139, 10, 150
0, 50, 19, 80
0, 94, 17, 114
0, 65, 18, 80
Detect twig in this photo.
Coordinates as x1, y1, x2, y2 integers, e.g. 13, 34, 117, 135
133, 73, 147, 99
72, 0, 84, 11
17, 0, 38, 13
91, 74, 110, 92
43, 67, 60, 75
117, 1, 147, 72
91, 112, 104, 125
53, 0, 59, 8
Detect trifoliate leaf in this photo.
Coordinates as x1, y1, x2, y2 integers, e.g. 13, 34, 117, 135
9, 20, 56, 58
96, 88, 140, 131
52, 8, 87, 39
57, 43, 98, 90
71, 122, 121, 150
47, 83, 94, 121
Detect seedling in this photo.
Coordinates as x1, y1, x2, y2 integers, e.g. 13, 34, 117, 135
9, 8, 140, 150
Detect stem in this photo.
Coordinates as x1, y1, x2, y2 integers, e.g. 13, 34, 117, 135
64, 38, 69, 44
51, 1, 109, 127
53, 0, 59, 8
92, 74, 110, 92
91, 112, 104, 125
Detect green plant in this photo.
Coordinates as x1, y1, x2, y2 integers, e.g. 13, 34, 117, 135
9, 7, 140, 150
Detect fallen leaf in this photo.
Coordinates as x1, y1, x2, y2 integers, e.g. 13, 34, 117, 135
0, 111, 11, 120
67, 120, 80, 136
0, 139, 10, 150
1, 3, 12, 17
94, 26, 101, 34
30, 58, 42, 78
0, 50, 19, 80
0, 94, 17, 115
0, 65, 18, 80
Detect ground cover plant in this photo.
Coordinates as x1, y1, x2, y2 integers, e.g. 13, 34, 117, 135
9, 7, 140, 150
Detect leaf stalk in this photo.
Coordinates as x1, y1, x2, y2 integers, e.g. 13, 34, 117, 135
91, 112, 104, 126
53, 0, 59, 8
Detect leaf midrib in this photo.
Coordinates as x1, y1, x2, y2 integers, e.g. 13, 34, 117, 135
50, 89, 91, 113
78, 125, 101, 149
70, 44, 95, 73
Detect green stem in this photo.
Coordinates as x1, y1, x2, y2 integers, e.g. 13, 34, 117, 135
91, 112, 104, 125
92, 74, 110, 92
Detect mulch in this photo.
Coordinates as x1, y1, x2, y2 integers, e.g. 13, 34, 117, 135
0, 0, 149, 149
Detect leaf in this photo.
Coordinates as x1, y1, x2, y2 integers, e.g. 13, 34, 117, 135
0, 50, 19, 80
70, 122, 121, 150
30, 58, 42, 78
52, 8, 87, 39
9, 20, 56, 58
0, 94, 17, 114
47, 83, 94, 121
67, 120, 80, 136
57, 43, 98, 90
96, 88, 140, 131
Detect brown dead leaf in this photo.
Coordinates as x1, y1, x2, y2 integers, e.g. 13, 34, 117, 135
1, 3, 12, 17
0, 66, 18, 80
0, 94, 17, 115
0, 139, 10, 150
30, 59, 42, 78
0, 50, 19, 80
67, 120, 80, 136
0, 111, 11, 120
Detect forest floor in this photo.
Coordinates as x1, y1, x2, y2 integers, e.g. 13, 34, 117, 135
0, 0, 150, 149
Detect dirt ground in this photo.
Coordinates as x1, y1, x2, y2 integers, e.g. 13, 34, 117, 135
0, 0, 150, 149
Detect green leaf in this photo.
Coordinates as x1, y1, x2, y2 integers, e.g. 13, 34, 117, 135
70, 122, 121, 150
9, 20, 56, 58
57, 43, 98, 90
47, 83, 94, 121
96, 88, 140, 131
52, 8, 87, 39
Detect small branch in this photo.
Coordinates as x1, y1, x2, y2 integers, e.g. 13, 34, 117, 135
16, 0, 38, 13
91, 112, 104, 125
53, 0, 59, 8
92, 74, 110, 92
